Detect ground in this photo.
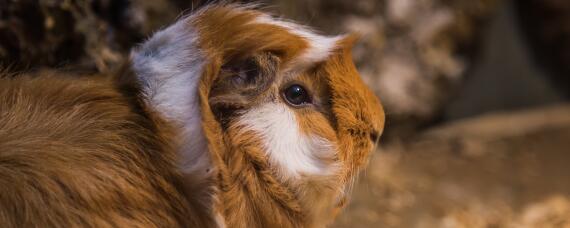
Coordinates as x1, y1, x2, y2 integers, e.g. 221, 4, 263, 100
334, 105, 570, 227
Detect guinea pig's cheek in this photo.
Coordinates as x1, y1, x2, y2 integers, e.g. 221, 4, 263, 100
237, 103, 339, 180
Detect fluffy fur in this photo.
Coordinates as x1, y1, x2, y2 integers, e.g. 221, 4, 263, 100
130, 17, 210, 179
187, 5, 385, 227
237, 102, 338, 179
0, 75, 215, 227
0, 4, 384, 228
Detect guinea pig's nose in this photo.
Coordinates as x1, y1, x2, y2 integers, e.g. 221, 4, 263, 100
369, 130, 380, 143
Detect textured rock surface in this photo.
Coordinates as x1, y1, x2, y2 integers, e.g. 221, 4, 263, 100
0, 0, 195, 72
515, 0, 570, 97
0, 0, 131, 71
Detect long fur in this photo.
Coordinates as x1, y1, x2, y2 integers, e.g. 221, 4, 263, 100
0, 75, 215, 227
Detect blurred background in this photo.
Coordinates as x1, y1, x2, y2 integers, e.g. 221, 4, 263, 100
1, 0, 569, 227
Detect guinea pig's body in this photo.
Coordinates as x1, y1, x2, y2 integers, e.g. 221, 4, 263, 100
0, 75, 216, 227
0, 4, 384, 228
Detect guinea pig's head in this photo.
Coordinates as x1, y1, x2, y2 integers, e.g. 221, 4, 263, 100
129, 4, 384, 227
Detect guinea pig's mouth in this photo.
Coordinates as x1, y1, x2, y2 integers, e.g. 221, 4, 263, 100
370, 130, 380, 143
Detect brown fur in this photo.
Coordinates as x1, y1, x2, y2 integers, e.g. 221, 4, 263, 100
0, 75, 214, 227
193, 5, 385, 228
192, 5, 309, 66
325, 36, 384, 181
0, 4, 384, 228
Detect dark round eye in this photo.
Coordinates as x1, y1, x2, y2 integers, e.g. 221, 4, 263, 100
283, 84, 311, 106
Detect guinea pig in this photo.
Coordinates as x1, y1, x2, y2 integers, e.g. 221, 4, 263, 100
0, 4, 384, 228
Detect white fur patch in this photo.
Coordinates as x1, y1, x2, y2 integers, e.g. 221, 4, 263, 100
130, 17, 210, 179
214, 212, 226, 228
238, 103, 338, 180
254, 15, 342, 67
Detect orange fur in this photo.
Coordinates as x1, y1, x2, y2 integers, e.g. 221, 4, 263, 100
0, 75, 215, 227
193, 6, 385, 227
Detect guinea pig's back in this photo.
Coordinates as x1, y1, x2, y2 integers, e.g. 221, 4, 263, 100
0, 75, 208, 228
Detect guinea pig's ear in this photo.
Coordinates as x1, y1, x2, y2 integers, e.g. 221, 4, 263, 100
208, 52, 280, 125
337, 33, 360, 53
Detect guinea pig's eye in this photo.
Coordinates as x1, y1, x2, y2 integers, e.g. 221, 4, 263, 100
282, 84, 311, 106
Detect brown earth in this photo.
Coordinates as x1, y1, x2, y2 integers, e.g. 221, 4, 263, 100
333, 105, 570, 227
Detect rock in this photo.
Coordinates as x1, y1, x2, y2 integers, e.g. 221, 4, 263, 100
515, 0, 570, 97
0, 0, 197, 72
